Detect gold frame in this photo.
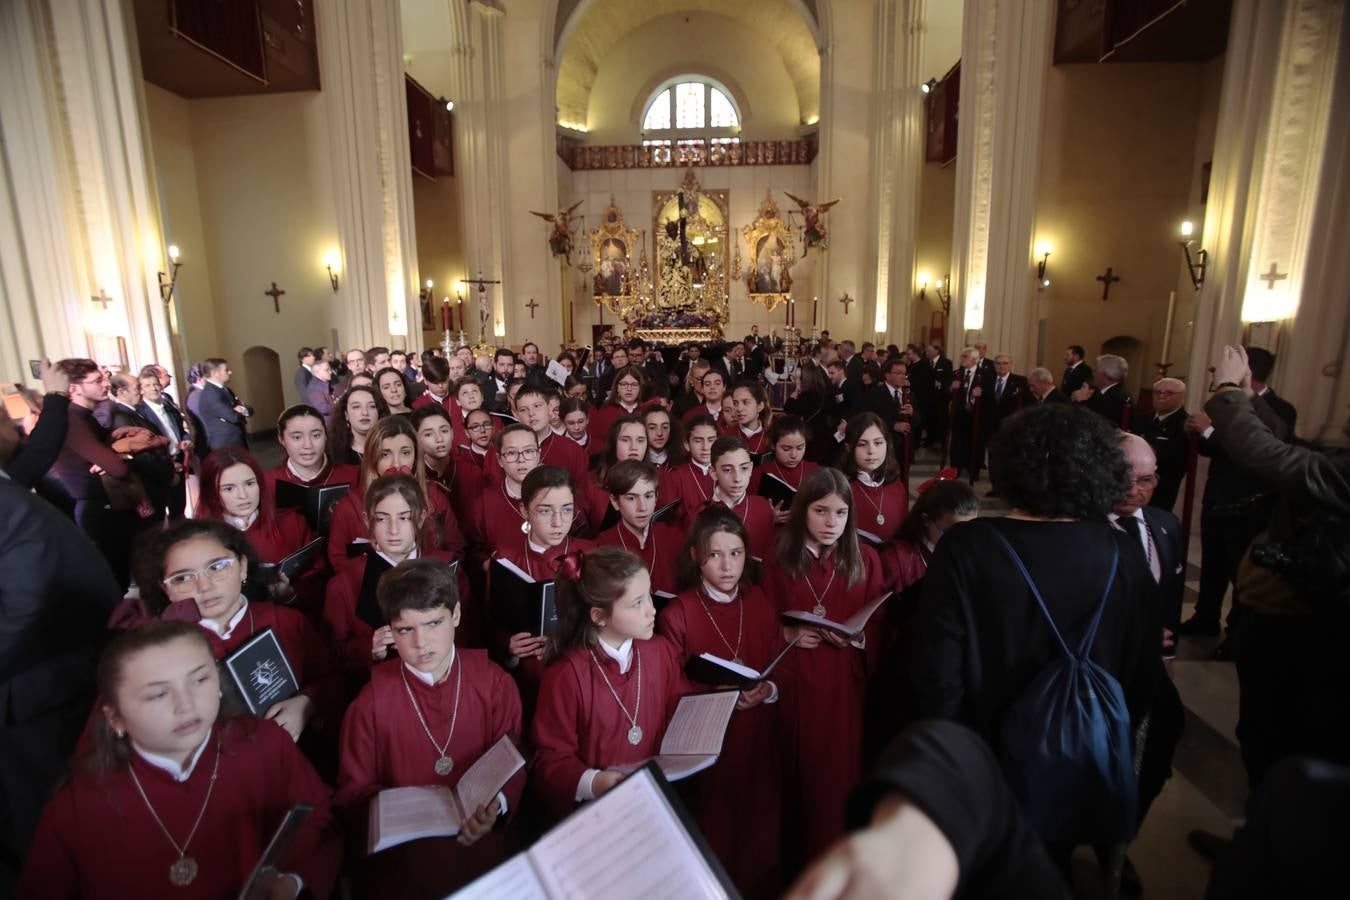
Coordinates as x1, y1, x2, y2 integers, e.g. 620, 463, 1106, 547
651, 169, 730, 310
588, 196, 639, 314
743, 192, 795, 311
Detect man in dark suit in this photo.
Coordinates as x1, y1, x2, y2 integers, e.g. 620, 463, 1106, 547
1027, 367, 1069, 405
1131, 376, 1188, 512
630, 339, 669, 388
973, 341, 996, 381
862, 357, 920, 472
1072, 353, 1132, 429
949, 347, 994, 483
921, 344, 954, 447
724, 342, 753, 382
987, 354, 1028, 437
1061, 344, 1093, 396
136, 369, 190, 520
293, 347, 314, 399
197, 357, 250, 450
828, 359, 862, 423
108, 374, 174, 527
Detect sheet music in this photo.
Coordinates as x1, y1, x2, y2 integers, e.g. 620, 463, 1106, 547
659, 691, 738, 756
650, 754, 718, 780
453, 735, 526, 820
697, 653, 760, 680
530, 771, 730, 900
368, 786, 458, 852
449, 854, 550, 900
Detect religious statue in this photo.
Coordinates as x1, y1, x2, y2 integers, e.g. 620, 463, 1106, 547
530, 200, 583, 261
784, 192, 841, 252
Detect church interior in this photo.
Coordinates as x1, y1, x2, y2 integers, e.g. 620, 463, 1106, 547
2, 0, 1349, 898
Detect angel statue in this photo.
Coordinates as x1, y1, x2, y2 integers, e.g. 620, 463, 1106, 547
529, 200, 584, 261
784, 192, 841, 252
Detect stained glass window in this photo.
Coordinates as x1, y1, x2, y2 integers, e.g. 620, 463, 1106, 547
641, 78, 740, 136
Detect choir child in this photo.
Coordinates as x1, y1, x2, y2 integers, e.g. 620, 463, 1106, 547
327, 385, 387, 467
559, 396, 592, 452
337, 559, 524, 895
730, 380, 773, 455
413, 404, 482, 533
529, 547, 689, 818
410, 355, 453, 411
751, 415, 821, 524
133, 520, 339, 742
841, 412, 910, 581
588, 365, 650, 454
665, 414, 718, 526
764, 468, 884, 861
488, 466, 596, 718
266, 404, 359, 495
324, 474, 463, 674
506, 383, 589, 490
684, 368, 728, 426
194, 446, 324, 615
457, 407, 494, 469
375, 368, 413, 416
595, 460, 680, 597
579, 415, 647, 529
641, 405, 682, 474
326, 416, 464, 572
708, 436, 776, 561
658, 507, 784, 898
453, 375, 489, 434
475, 424, 539, 553
20, 621, 340, 898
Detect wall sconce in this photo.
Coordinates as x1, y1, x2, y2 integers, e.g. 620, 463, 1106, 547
1179, 220, 1207, 290
933, 274, 952, 315
439, 97, 455, 112
158, 244, 182, 303
917, 271, 932, 302
921, 78, 937, 95
1035, 241, 1052, 290
324, 251, 341, 293
421, 278, 434, 302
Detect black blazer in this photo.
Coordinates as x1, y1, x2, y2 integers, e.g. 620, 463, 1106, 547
1061, 362, 1093, 395
1084, 382, 1132, 429
989, 373, 1029, 422
1032, 387, 1069, 406
199, 381, 248, 449
1132, 409, 1188, 511
862, 383, 909, 454
136, 398, 187, 445
1143, 506, 1186, 635
832, 377, 864, 422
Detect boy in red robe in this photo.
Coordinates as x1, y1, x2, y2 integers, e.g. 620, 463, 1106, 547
666, 415, 718, 529
709, 436, 776, 562
595, 460, 681, 597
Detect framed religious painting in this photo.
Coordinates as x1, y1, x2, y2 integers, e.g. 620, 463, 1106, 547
589, 197, 639, 306
742, 192, 795, 312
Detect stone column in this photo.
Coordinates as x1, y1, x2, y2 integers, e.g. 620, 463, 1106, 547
317, 0, 420, 350
0, 0, 176, 381
948, 0, 1054, 362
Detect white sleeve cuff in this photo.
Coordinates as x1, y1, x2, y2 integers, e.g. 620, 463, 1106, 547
763, 680, 780, 705
495, 790, 509, 817
1202, 425, 1215, 440
576, 768, 600, 802
833, 431, 845, 443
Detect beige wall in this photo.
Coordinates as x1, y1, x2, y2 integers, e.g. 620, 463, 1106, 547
912, 159, 957, 350
412, 170, 467, 349
1033, 62, 1215, 396
583, 11, 804, 145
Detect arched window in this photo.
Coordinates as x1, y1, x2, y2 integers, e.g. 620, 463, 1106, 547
641, 77, 741, 147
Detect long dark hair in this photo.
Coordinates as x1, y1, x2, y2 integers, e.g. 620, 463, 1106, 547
896, 479, 979, 542
642, 405, 686, 465
328, 385, 389, 462
775, 468, 866, 587
195, 446, 275, 525
598, 415, 647, 478
548, 546, 646, 662
132, 518, 265, 616
604, 365, 648, 408
840, 411, 901, 483
675, 505, 751, 592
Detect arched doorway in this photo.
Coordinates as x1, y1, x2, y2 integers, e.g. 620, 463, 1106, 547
1101, 335, 1145, 400
241, 345, 283, 436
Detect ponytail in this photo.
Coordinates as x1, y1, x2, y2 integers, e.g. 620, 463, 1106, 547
548, 546, 645, 663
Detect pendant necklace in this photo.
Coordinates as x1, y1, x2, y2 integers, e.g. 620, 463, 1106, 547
688, 463, 710, 502
401, 653, 463, 775
502, 481, 527, 533
803, 560, 838, 618
127, 738, 221, 887
698, 586, 744, 664
589, 646, 644, 745
855, 478, 887, 526
617, 525, 655, 582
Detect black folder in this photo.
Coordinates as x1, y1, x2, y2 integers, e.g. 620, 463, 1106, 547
756, 472, 797, 509
489, 558, 558, 637
273, 481, 349, 537
222, 627, 300, 716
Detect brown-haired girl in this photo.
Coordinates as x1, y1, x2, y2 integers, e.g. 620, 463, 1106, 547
660, 507, 784, 898
559, 396, 591, 451
473, 424, 540, 554
412, 404, 483, 543
21, 622, 340, 898
578, 414, 648, 529
268, 403, 359, 494
595, 460, 681, 596
840, 412, 910, 550
750, 415, 821, 525
327, 385, 388, 467
764, 468, 883, 860
730, 380, 773, 454
530, 547, 688, 818
587, 364, 651, 456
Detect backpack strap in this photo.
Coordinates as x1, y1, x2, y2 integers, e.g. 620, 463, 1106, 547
985, 523, 1120, 661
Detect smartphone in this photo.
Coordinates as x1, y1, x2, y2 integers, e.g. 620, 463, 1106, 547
29, 359, 42, 379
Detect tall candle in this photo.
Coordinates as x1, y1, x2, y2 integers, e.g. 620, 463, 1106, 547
1161, 289, 1176, 361
812, 295, 818, 328
441, 297, 451, 331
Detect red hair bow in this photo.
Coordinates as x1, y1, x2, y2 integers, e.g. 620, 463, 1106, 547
917, 467, 959, 494
107, 594, 202, 630
559, 549, 586, 582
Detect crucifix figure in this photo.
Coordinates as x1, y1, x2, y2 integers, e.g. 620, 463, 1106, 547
91, 289, 113, 310
1096, 267, 1120, 301
1259, 262, 1288, 290
264, 282, 286, 313
461, 272, 502, 340
838, 292, 854, 315
525, 298, 540, 319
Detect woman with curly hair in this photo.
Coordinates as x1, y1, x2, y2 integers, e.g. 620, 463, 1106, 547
910, 404, 1162, 852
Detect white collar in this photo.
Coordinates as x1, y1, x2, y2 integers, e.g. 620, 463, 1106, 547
376, 546, 418, 567
619, 401, 637, 413
597, 636, 634, 674
690, 459, 710, 476
303, 363, 313, 372
198, 598, 249, 640
804, 542, 822, 558
470, 443, 487, 457
568, 432, 589, 447
551, 425, 566, 437
1155, 406, 1183, 422
739, 424, 762, 439
701, 580, 737, 604
647, 448, 668, 465
1100, 382, 1118, 394
207, 379, 225, 388
704, 403, 721, 418
117, 400, 138, 412
504, 480, 522, 500
1070, 361, 1082, 370
856, 470, 884, 488
144, 397, 164, 409
1109, 508, 1146, 525
1257, 385, 1270, 397
286, 455, 328, 480
712, 485, 746, 507
403, 645, 455, 686
527, 538, 554, 555
620, 520, 651, 547
131, 732, 212, 783
223, 509, 260, 531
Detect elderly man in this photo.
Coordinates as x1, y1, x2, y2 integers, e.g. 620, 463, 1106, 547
1027, 367, 1067, 405
1132, 377, 1189, 511
948, 347, 992, 483
1073, 353, 1132, 428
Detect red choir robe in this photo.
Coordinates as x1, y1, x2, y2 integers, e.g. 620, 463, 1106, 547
336, 651, 525, 896
658, 586, 784, 899
849, 477, 910, 594
21, 718, 341, 900
264, 458, 360, 496
595, 521, 682, 597
488, 536, 596, 724
474, 480, 529, 558
424, 457, 485, 554
326, 485, 464, 572
737, 425, 771, 456
749, 459, 820, 497
763, 544, 884, 859
480, 431, 589, 491
710, 494, 777, 562
576, 474, 613, 534
665, 461, 714, 529
588, 400, 660, 456
529, 637, 689, 819
680, 403, 727, 428
239, 510, 326, 620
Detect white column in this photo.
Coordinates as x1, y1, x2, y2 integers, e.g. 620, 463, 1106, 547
0, 0, 176, 382
949, 0, 1054, 362
318, 0, 420, 350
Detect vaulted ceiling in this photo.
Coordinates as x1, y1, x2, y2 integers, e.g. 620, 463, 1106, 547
554, 0, 822, 129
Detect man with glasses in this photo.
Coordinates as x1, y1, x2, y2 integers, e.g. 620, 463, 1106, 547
1132, 377, 1189, 512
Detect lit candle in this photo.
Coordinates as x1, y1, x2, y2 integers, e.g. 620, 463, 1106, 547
812, 295, 818, 328
442, 296, 451, 331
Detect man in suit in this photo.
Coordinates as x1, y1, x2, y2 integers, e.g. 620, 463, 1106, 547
108, 374, 174, 526
293, 347, 315, 399
862, 357, 920, 474
948, 347, 994, 483
136, 369, 191, 520
922, 344, 954, 447
1112, 434, 1186, 888
1132, 377, 1189, 512
828, 359, 863, 423
987, 354, 1028, 436
302, 359, 337, 416
1061, 344, 1094, 396
724, 342, 753, 382
973, 341, 996, 380
1027, 367, 1069, 405
631, 339, 669, 388
1072, 353, 1132, 428
198, 357, 250, 450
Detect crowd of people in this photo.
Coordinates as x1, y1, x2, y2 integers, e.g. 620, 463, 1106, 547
0, 327, 1343, 900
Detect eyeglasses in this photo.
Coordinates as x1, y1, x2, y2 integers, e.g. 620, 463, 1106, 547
162, 556, 238, 592
466, 421, 493, 432
500, 447, 540, 463
1131, 474, 1159, 488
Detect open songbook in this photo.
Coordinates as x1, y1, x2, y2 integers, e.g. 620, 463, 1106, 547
273, 481, 348, 537
490, 557, 558, 637
256, 537, 326, 582
780, 592, 893, 640
855, 527, 885, 548
685, 638, 798, 690
756, 472, 797, 510
449, 764, 738, 900
238, 803, 313, 900
367, 735, 526, 854
611, 690, 739, 781
652, 498, 682, 525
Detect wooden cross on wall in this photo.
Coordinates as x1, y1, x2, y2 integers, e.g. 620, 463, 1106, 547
1096, 267, 1120, 301
525, 298, 540, 319
264, 282, 286, 313
839, 292, 854, 315
91, 289, 113, 310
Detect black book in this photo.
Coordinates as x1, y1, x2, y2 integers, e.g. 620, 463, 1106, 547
238, 803, 314, 900
756, 472, 797, 509
653, 590, 678, 613
685, 637, 798, 690
489, 558, 558, 637
273, 481, 349, 537
751, 451, 774, 467
222, 627, 300, 715
256, 537, 327, 582
781, 592, 893, 640
358, 555, 460, 632
652, 498, 682, 525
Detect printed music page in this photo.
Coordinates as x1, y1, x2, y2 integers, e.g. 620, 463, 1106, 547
449, 854, 550, 900
659, 691, 738, 756
452, 735, 526, 819
367, 786, 458, 853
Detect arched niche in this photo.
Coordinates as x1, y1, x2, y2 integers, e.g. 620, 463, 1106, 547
241, 345, 283, 436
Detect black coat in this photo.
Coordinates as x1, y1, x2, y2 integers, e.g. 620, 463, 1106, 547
862, 383, 920, 459
988, 373, 1029, 425
1132, 409, 1189, 511
1115, 508, 1186, 635
1031, 387, 1070, 406
1061, 361, 1094, 395
1083, 382, 1133, 429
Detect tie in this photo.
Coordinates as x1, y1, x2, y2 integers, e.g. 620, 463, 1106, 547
1118, 515, 1157, 582
996, 377, 1005, 402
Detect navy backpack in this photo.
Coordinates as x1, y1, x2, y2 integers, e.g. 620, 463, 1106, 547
987, 525, 1138, 845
